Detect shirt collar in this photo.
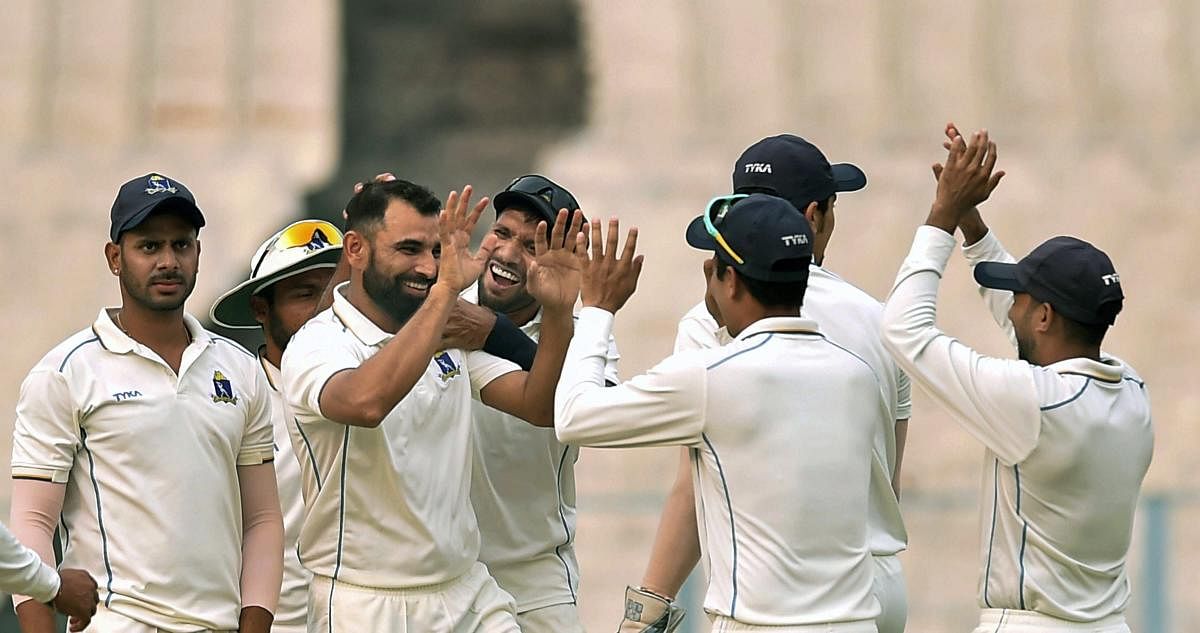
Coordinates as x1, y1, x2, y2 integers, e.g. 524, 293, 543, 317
330, 282, 392, 347
735, 316, 821, 341
92, 308, 211, 354
1046, 356, 1126, 383
258, 348, 282, 391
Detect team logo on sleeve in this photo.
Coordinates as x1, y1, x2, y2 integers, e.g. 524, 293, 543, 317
433, 352, 460, 383
211, 371, 239, 405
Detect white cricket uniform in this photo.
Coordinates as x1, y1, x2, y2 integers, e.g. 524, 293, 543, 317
0, 520, 60, 602
675, 263, 911, 633
462, 286, 618, 631
259, 355, 310, 633
557, 309, 883, 629
882, 227, 1153, 631
11, 310, 275, 632
280, 284, 522, 632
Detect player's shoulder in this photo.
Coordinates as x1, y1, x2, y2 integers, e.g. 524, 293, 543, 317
290, 306, 349, 346
808, 266, 884, 316
205, 330, 257, 364
34, 325, 105, 375
678, 300, 718, 329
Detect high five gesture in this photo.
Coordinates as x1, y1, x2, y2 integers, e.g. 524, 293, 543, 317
575, 217, 644, 314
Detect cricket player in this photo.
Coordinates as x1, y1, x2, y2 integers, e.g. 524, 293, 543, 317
558, 196, 884, 632
10, 173, 284, 632
211, 219, 345, 633
280, 179, 584, 632
881, 127, 1152, 633
624, 135, 911, 633
0, 521, 98, 631
466, 175, 619, 633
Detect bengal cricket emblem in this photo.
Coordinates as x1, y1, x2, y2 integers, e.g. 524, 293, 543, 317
212, 371, 239, 405
433, 352, 460, 383
144, 174, 178, 195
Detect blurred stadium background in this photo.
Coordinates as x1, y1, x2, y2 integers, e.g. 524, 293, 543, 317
1, 1, 1197, 631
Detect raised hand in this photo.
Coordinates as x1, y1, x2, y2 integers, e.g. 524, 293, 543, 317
52, 568, 98, 632
927, 128, 1005, 233
436, 185, 496, 293
575, 217, 644, 314
526, 209, 586, 314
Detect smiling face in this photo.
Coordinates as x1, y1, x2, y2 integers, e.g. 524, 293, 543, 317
109, 210, 200, 312
351, 198, 441, 325
254, 267, 334, 355
477, 208, 541, 317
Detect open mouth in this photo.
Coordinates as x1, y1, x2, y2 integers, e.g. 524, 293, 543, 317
488, 262, 522, 289
402, 278, 431, 294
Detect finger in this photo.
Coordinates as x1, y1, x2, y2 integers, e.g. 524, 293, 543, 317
961, 130, 982, 166
445, 190, 461, 224
944, 121, 959, 140
931, 163, 944, 181
619, 226, 639, 264
982, 140, 998, 175
590, 217, 604, 260
574, 230, 589, 268
976, 129, 991, 167
534, 220, 550, 257
565, 209, 584, 252
942, 140, 952, 151
550, 209, 568, 251
459, 185, 474, 219
605, 217, 620, 261
948, 135, 966, 166
578, 220, 591, 253
466, 195, 490, 233
353, 181, 365, 194
476, 232, 499, 263
988, 170, 1006, 192
374, 172, 396, 183
632, 254, 645, 282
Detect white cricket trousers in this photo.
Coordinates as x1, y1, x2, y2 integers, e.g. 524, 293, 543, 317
307, 562, 519, 633
972, 609, 1130, 633
515, 602, 586, 633
85, 606, 233, 632
871, 554, 907, 633
710, 616, 878, 632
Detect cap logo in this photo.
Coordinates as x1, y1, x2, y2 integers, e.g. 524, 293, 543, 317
745, 163, 772, 174
1101, 273, 1121, 286
306, 229, 333, 252
144, 175, 178, 195
781, 234, 809, 247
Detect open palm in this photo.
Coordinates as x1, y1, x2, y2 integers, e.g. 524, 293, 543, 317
527, 209, 585, 313
437, 186, 493, 293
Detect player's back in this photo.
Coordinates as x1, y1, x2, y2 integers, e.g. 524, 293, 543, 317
692, 319, 885, 626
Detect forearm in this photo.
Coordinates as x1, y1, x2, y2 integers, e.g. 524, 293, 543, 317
239, 605, 274, 633
9, 480, 65, 606
239, 464, 283, 616
16, 600, 57, 632
324, 284, 456, 425
960, 226, 1019, 344
641, 449, 701, 597
512, 308, 573, 426
892, 420, 909, 499
958, 207, 989, 246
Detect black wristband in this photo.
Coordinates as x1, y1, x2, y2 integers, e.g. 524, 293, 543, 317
482, 313, 537, 371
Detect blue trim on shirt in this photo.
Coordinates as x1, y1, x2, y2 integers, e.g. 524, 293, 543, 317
79, 428, 115, 607
58, 337, 100, 372
1015, 465, 1028, 610
701, 433, 739, 618
983, 458, 999, 608
293, 417, 323, 492
1040, 378, 1092, 411
329, 427, 350, 633
212, 335, 255, 359
706, 334, 773, 370
819, 336, 882, 386
552, 444, 578, 604
1123, 376, 1145, 389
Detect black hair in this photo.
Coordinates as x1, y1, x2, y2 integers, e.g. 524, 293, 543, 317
714, 256, 809, 309
344, 179, 441, 236
1060, 315, 1109, 347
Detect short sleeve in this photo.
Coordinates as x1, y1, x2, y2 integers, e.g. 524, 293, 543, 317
281, 325, 362, 423
465, 350, 521, 397
238, 368, 276, 466
11, 369, 79, 483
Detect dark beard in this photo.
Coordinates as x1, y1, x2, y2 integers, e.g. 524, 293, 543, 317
267, 308, 295, 353
1017, 335, 1034, 363
119, 266, 194, 312
363, 255, 431, 326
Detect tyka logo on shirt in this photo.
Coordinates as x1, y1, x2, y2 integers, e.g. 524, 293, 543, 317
211, 371, 239, 405
434, 352, 460, 383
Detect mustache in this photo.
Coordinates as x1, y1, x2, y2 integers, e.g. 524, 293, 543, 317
148, 273, 186, 284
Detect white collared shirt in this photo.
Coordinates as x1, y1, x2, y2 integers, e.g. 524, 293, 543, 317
673, 265, 912, 557
258, 355, 309, 627
11, 310, 274, 631
280, 283, 521, 588
557, 310, 883, 626
461, 286, 620, 612
881, 226, 1153, 621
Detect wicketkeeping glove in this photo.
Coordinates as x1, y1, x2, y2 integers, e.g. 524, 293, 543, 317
617, 585, 686, 632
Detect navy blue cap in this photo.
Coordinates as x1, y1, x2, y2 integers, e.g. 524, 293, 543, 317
975, 236, 1124, 326
110, 173, 205, 242
493, 174, 580, 227
732, 134, 866, 211
685, 193, 813, 282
